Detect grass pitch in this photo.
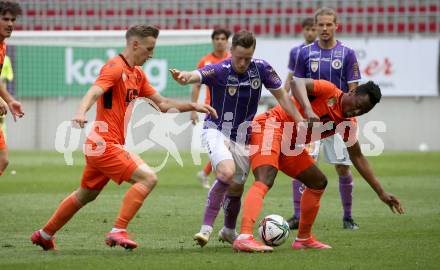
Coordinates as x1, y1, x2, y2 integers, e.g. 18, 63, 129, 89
0, 150, 439, 270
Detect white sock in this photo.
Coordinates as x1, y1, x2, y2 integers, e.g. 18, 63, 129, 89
200, 225, 213, 234
39, 229, 52, 240
111, 228, 127, 233
237, 233, 252, 240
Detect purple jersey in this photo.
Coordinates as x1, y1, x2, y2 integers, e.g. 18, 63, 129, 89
293, 40, 361, 92
287, 43, 304, 73
198, 58, 282, 143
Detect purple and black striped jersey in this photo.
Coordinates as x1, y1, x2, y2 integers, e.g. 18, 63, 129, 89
293, 40, 361, 93
197, 58, 282, 143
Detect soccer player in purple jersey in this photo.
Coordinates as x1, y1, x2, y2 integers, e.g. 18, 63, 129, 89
170, 30, 317, 247
284, 17, 317, 94
289, 7, 362, 230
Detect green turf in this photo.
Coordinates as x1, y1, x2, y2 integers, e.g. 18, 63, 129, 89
0, 150, 439, 270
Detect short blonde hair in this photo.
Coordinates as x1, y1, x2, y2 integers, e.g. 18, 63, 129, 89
314, 7, 338, 24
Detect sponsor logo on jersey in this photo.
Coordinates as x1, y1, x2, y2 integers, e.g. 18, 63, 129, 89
311, 61, 319, 73
327, 96, 337, 107
251, 78, 261, 89
202, 68, 215, 77
331, 59, 342, 69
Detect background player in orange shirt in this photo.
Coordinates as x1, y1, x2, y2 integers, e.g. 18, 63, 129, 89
0, 1, 24, 175
31, 25, 216, 251
233, 78, 404, 252
192, 28, 231, 189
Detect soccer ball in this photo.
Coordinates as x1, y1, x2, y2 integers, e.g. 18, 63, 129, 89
258, 214, 290, 246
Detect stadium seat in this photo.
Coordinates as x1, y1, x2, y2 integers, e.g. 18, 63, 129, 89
429, 4, 438, 12
429, 22, 437, 33
253, 24, 262, 35
355, 23, 364, 33
345, 23, 353, 33
408, 23, 416, 32
376, 23, 385, 33
418, 22, 426, 33
397, 22, 405, 33
387, 23, 394, 33
294, 23, 302, 33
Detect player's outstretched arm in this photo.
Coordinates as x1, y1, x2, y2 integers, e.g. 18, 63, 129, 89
347, 141, 405, 214
148, 93, 218, 119
169, 69, 201, 85
190, 82, 202, 125
72, 85, 104, 128
269, 88, 304, 123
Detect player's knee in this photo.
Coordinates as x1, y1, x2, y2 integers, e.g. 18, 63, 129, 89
216, 167, 235, 182
141, 171, 158, 189
335, 164, 350, 176
253, 166, 277, 189
315, 174, 328, 190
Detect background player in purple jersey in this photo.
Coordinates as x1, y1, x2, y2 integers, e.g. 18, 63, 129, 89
284, 17, 317, 93
289, 7, 362, 230
170, 30, 316, 247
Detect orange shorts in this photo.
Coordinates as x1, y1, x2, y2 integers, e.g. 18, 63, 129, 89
81, 143, 144, 190
0, 129, 6, 150
249, 115, 315, 178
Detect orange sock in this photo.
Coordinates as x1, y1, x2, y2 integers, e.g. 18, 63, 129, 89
42, 191, 83, 236
297, 187, 324, 239
240, 181, 269, 234
114, 182, 151, 229
202, 161, 212, 175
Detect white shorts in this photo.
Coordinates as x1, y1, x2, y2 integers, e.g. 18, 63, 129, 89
202, 128, 250, 184
313, 134, 352, 165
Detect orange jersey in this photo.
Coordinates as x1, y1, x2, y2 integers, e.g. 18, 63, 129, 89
90, 54, 157, 145
257, 80, 357, 145
0, 42, 6, 72
197, 52, 230, 104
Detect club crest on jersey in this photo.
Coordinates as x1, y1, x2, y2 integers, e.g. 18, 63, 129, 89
311, 61, 319, 72
251, 78, 261, 89
327, 97, 337, 107
228, 86, 237, 96
331, 59, 342, 69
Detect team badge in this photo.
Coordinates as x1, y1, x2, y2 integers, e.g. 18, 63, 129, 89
311, 61, 319, 72
228, 86, 237, 96
327, 97, 337, 107
331, 59, 342, 69
251, 78, 261, 89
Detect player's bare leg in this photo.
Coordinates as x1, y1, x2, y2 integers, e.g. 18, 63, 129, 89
106, 164, 157, 250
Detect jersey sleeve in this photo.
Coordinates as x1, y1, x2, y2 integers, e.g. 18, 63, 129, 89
139, 70, 157, 97
293, 47, 307, 78
287, 46, 299, 73
197, 62, 222, 88
260, 60, 282, 90
94, 61, 123, 92
344, 48, 362, 83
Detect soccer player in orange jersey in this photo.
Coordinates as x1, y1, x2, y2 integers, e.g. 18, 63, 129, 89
31, 25, 217, 251
192, 28, 231, 189
233, 78, 404, 252
0, 1, 24, 175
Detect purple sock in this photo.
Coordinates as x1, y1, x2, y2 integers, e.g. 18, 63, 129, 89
339, 175, 353, 219
203, 178, 229, 226
292, 179, 303, 219
223, 194, 241, 230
